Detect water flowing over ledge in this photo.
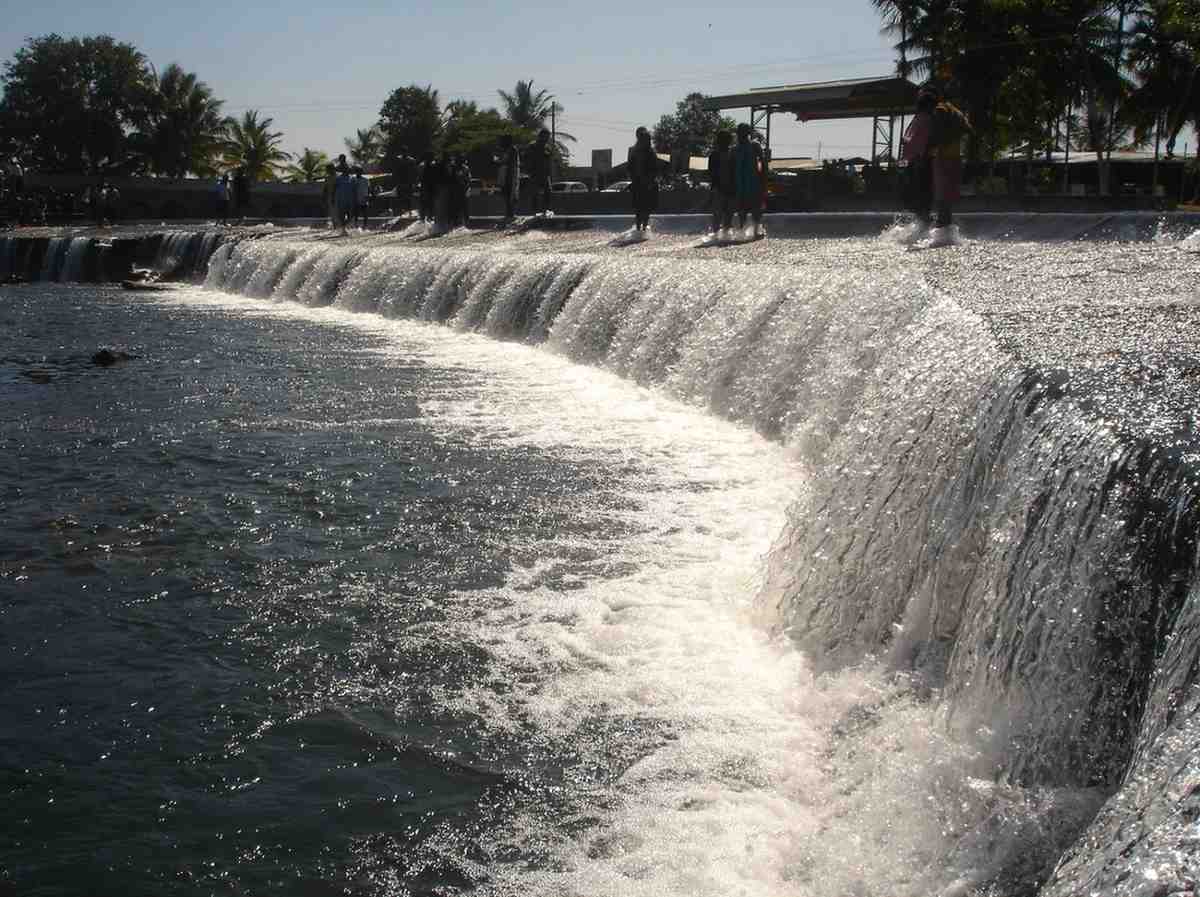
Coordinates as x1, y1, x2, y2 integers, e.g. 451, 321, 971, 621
9, 222, 1200, 894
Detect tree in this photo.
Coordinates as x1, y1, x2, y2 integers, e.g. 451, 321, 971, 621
344, 126, 382, 168
651, 93, 739, 155
378, 84, 442, 164
497, 79, 575, 161
285, 147, 331, 182
220, 110, 291, 181
1127, 0, 1200, 158
0, 34, 158, 173
442, 100, 532, 177
139, 63, 226, 178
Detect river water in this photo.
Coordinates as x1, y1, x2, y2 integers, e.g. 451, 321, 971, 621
4, 224, 1200, 896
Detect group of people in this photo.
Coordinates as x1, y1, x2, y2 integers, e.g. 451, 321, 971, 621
623, 122, 769, 236
415, 151, 474, 231
323, 156, 373, 234
705, 123, 769, 237
492, 128, 554, 221
212, 170, 252, 224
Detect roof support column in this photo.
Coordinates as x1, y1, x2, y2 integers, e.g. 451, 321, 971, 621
751, 105, 773, 157
872, 114, 895, 163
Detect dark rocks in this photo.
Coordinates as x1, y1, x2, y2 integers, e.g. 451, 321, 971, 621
91, 348, 136, 366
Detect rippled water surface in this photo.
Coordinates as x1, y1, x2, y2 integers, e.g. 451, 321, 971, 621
2, 282, 821, 895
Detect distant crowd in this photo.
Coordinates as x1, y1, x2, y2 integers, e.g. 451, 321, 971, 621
1, 83, 971, 236
2, 157, 125, 228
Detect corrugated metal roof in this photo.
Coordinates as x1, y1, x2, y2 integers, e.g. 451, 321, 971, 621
701, 76, 920, 121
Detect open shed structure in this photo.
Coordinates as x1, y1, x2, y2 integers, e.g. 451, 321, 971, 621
701, 76, 920, 161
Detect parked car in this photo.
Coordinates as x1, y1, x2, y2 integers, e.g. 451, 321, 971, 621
601, 181, 632, 192
551, 181, 589, 193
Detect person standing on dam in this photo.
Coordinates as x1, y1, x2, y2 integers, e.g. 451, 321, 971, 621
353, 167, 371, 229
708, 129, 735, 234
232, 168, 250, 220
495, 134, 520, 221
732, 123, 766, 237
214, 174, 231, 225
524, 129, 554, 217
417, 152, 437, 223
334, 161, 356, 234
322, 163, 338, 228
900, 87, 936, 232
928, 93, 971, 233
628, 126, 660, 232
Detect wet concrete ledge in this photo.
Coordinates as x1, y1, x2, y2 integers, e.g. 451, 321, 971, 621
5, 210, 1200, 241
2, 211, 1198, 285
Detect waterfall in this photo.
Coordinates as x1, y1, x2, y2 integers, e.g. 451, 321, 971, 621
200, 232, 1200, 893
152, 230, 227, 280
39, 236, 68, 280
6, 223, 1198, 892
61, 236, 93, 281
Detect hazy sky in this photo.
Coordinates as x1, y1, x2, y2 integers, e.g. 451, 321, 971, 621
0, 0, 907, 164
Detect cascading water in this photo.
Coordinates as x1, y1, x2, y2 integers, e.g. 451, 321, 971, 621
6, 222, 1200, 894
193, 227, 1200, 895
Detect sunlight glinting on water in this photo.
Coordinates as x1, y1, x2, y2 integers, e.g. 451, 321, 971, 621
145, 286, 1050, 897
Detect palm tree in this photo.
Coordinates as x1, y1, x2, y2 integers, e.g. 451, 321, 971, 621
142, 63, 227, 177
497, 79, 576, 159
1127, 0, 1200, 159
220, 110, 292, 181
344, 126, 382, 168
285, 147, 330, 183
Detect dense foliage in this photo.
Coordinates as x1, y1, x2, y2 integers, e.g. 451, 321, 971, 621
871, 0, 1200, 179
652, 93, 741, 156
0, 34, 158, 174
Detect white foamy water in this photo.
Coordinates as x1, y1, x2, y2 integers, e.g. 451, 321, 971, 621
144, 286, 1063, 897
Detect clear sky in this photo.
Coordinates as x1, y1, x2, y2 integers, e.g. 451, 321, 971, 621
0, 0, 906, 164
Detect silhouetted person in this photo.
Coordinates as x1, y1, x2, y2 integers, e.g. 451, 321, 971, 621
99, 180, 120, 225
524, 128, 553, 216
391, 149, 415, 215
353, 166, 370, 228
232, 168, 250, 220
732, 123, 765, 236
928, 93, 971, 230
432, 152, 454, 231
900, 88, 937, 229
214, 174, 231, 224
417, 152, 437, 222
333, 161, 355, 234
448, 155, 471, 229
708, 129, 735, 233
627, 127, 660, 232
495, 134, 520, 221
322, 163, 338, 227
